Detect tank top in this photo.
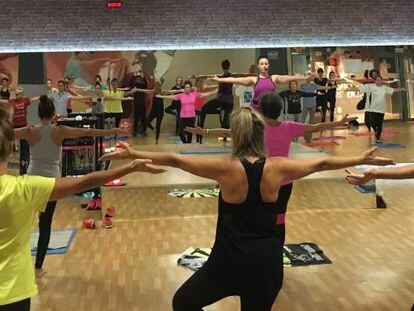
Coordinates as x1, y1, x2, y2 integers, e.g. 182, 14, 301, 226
327, 80, 337, 99
216, 72, 234, 103
252, 76, 276, 109
213, 158, 280, 264
28, 124, 62, 178
0, 87, 10, 100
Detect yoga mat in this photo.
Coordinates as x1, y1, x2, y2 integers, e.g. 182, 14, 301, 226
350, 129, 400, 137
31, 228, 77, 255
354, 184, 376, 193
177, 243, 331, 270
168, 188, 220, 198
304, 141, 340, 147
180, 148, 231, 154
372, 142, 406, 149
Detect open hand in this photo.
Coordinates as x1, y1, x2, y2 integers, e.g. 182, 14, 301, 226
360, 147, 395, 166
339, 114, 358, 125
130, 159, 166, 174
345, 168, 375, 185
100, 141, 134, 161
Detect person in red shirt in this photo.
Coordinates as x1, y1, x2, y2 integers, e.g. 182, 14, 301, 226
0, 87, 38, 174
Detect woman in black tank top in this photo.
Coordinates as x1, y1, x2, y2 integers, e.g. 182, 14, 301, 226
102, 109, 393, 310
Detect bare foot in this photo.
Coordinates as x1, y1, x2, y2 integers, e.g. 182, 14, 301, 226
35, 268, 47, 278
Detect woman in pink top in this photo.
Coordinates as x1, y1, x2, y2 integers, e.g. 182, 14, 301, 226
156, 80, 216, 143
186, 93, 355, 244
210, 56, 311, 109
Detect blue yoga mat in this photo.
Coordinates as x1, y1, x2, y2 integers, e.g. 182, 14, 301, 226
180, 148, 231, 154
31, 228, 77, 255
354, 184, 376, 193
372, 143, 406, 149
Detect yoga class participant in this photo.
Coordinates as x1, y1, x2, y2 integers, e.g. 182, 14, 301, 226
210, 56, 310, 110
0, 102, 165, 310
156, 80, 216, 144
165, 76, 183, 135
146, 81, 164, 144
102, 108, 391, 311
13, 96, 126, 278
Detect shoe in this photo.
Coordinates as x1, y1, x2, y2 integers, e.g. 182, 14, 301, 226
94, 198, 102, 210
102, 217, 113, 229
376, 195, 387, 208
103, 179, 127, 187
148, 123, 154, 130
86, 199, 96, 210
83, 218, 96, 229
105, 206, 116, 218
376, 140, 382, 144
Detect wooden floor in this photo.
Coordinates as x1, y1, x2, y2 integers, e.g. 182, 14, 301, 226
29, 122, 414, 310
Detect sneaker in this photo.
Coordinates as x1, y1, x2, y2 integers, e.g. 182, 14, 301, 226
376, 139, 382, 144
376, 195, 387, 208
83, 218, 96, 229
105, 206, 116, 218
86, 199, 96, 210
103, 179, 126, 187
94, 198, 102, 210
102, 217, 113, 229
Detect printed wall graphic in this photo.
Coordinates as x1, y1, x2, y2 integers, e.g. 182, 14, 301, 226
0, 53, 19, 87
46, 51, 176, 88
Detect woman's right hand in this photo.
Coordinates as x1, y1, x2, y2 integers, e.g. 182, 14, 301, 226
208, 75, 220, 82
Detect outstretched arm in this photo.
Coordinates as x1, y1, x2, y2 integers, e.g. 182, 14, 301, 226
209, 75, 255, 86
346, 164, 414, 185
276, 147, 394, 181
49, 159, 165, 201
199, 89, 218, 98
100, 142, 228, 181
273, 74, 309, 84
156, 94, 177, 100
29, 96, 39, 103
185, 126, 231, 138
58, 125, 124, 141
304, 114, 357, 133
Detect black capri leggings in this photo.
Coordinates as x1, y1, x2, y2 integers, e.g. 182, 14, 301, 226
364, 111, 385, 140
0, 298, 31, 311
35, 201, 57, 269
173, 247, 283, 311
178, 117, 195, 144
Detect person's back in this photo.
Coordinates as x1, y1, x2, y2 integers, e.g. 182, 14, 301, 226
215, 157, 281, 261
0, 170, 55, 307
28, 124, 62, 178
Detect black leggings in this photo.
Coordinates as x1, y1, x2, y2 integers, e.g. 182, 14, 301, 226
147, 107, 164, 142
275, 183, 293, 246
35, 201, 57, 269
365, 111, 385, 140
199, 99, 233, 129
326, 96, 336, 122
173, 247, 283, 311
178, 117, 195, 144
316, 95, 328, 123
134, 103, 146, 134
19, 139, 30, 175
0, 298, 31, 311
165, 101, 181, 135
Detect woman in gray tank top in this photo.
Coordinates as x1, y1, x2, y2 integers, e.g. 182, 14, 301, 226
15, 95, 124, 277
